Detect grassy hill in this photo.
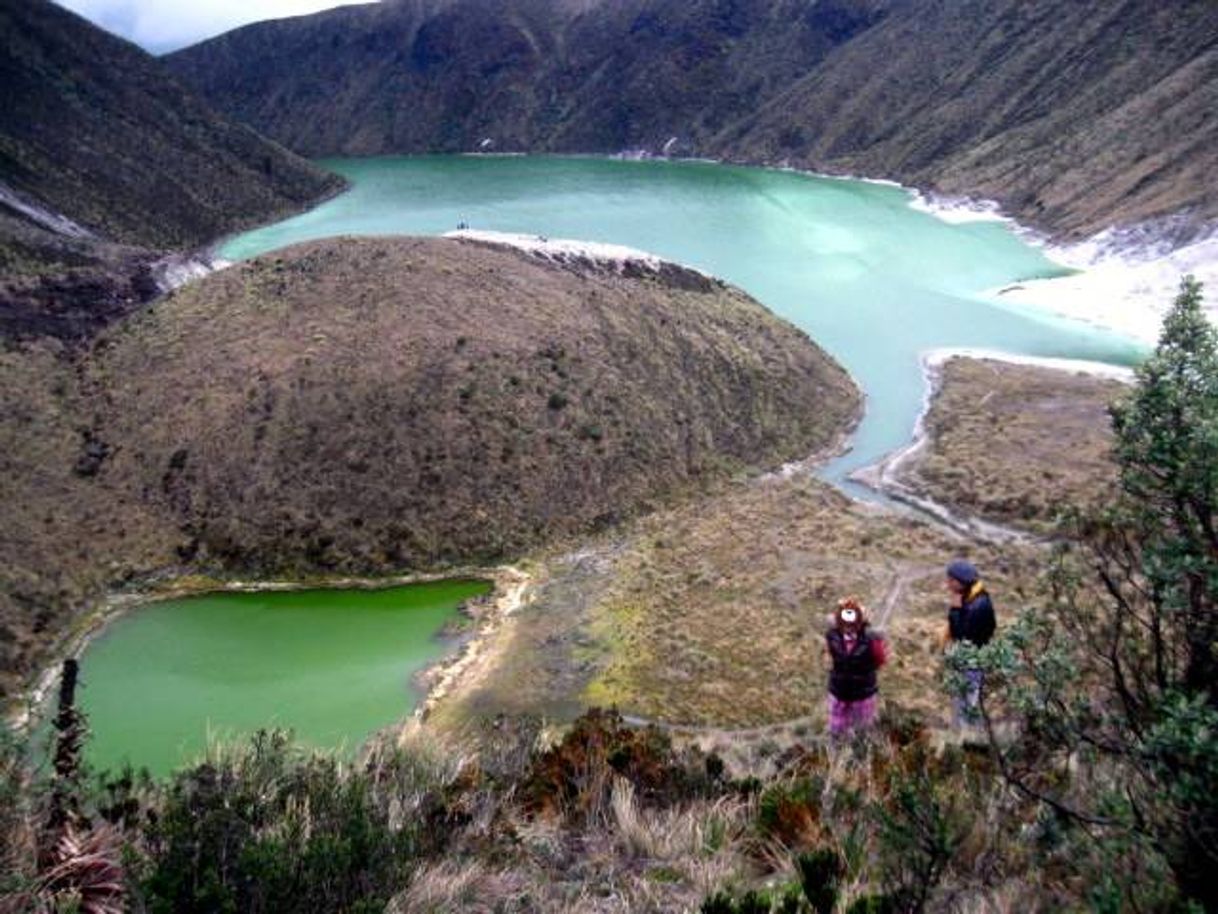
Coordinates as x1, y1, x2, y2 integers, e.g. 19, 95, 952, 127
875, 357, 1125, 533
0, 235, 859, 699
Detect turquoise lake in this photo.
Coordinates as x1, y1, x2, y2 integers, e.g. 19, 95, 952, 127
221, 155, 1147, 495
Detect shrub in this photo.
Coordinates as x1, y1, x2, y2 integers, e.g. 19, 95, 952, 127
795, 846, 843, 914
0, 724, 32, 894
844, 894, 899, 914
699, 888, 780, 914
873, 765, 968, 913
757, 777, 822, 847
138, 730, 425, 914
522, 708, 713, 823
975, 277, 1218, 910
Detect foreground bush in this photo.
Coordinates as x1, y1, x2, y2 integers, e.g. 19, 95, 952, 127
962, 277, 1218, 912
136, 730, 428, 914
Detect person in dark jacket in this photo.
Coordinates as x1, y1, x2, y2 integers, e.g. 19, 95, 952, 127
825, 596, 887, 738
942, 559, 996, 726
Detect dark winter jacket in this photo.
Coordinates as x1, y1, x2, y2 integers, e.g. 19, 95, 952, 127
826, 629, 880, 702
948, 584, 996, 647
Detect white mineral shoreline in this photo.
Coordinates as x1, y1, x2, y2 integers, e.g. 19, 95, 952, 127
443, 227, 708, 276
705, 154, 1214, 345
209, 150, 1214, 349
899, 188, 1218, 346
986, 232, 1218, 345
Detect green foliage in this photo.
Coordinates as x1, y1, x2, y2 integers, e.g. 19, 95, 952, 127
701, 891, 739, 914
843, 894, 899, 914
975, 277, 1218, 910
0, 723, 32, 895
699, 886, 792, 914
1142, 692, 1218, 898
139, 730, 424, 914
1110, 275, 1218, 699
795, 847, 843, 914
757, 777, 822, 847
873, 763, 968, 914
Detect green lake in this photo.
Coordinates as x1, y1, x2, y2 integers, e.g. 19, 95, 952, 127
78, 580, 489, 775
220, 155, 1147, 493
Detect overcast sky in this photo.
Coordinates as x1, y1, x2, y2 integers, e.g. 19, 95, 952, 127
56, 0, 378, 54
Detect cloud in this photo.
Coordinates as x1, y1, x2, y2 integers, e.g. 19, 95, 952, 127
55, 0, 378, 54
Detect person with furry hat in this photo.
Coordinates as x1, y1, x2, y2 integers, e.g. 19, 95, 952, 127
942, 558, 996, 727
825, 596, 887, 738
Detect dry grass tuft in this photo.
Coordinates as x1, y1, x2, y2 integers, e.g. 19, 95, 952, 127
391, 860, 531, 913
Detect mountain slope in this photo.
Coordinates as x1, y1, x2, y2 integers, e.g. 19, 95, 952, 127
724, 0, 1218, 241
0, 0, 345, 339
166, 0, 1218, 242
166, 0, 891, 156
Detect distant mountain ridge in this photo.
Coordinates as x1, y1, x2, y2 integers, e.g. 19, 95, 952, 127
0, 0, 344, 339
167, 0, 1218, 244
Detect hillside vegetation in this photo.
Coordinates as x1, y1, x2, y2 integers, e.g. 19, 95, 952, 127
167, 0, 1218, 242
5, 282, 1213, 914
896, 358, 1126, 533
0, 0, 344, 340
0, 236, 858, 699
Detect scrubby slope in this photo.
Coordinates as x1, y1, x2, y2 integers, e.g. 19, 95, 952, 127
166, 0, 887, 159
0, 236, 858, 696
0, 0, 341, 249
885, 357, 1125, 532
0, 0, 344, 340
728, 0, 1218, 242
89, 236, 857, 569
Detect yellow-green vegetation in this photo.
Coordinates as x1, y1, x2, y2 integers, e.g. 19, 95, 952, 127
904, 357, 1125, 532
580, 475, 1044, 729
434, 470, 1042, 734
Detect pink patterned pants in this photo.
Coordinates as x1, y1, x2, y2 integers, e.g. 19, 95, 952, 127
828, 694, 878, 737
